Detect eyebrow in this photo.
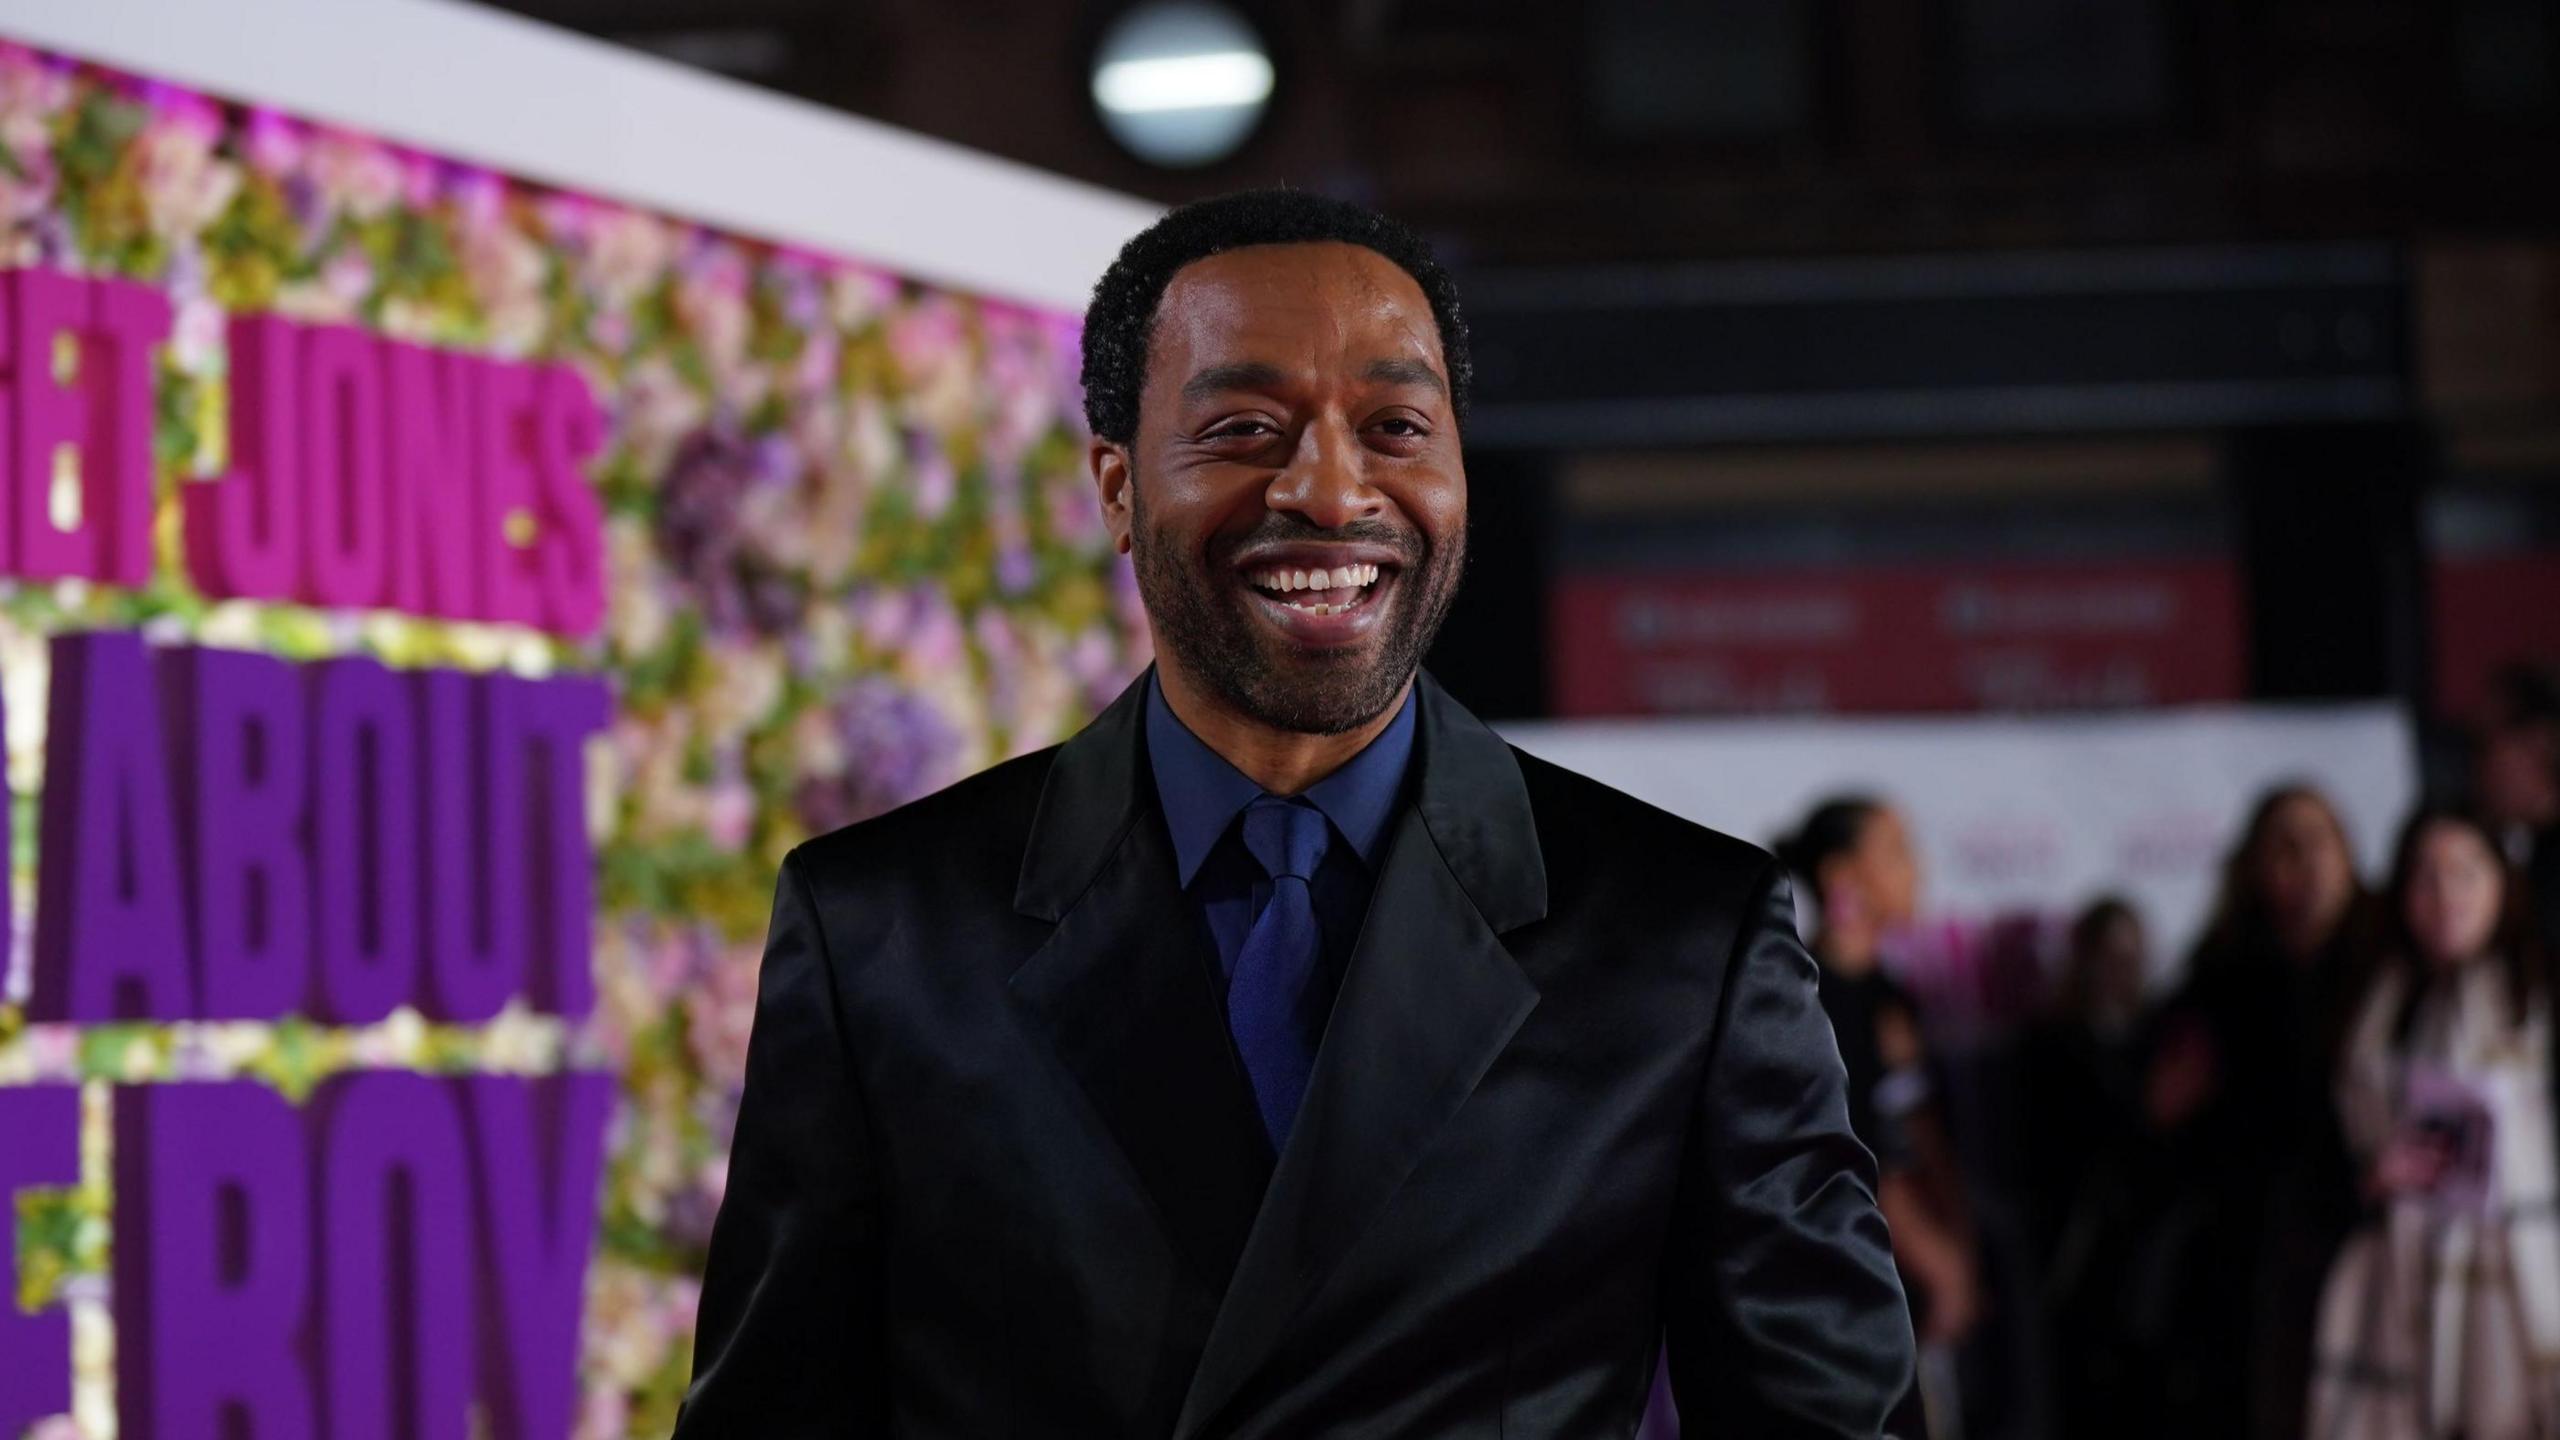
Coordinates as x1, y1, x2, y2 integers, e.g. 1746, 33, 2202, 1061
1176, 357, 1453, 406
1179, 362, 1291, 405
1364, 357, 1449, 399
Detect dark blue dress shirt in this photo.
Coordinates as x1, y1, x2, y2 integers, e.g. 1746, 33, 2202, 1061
1143, 673, 1417, 1009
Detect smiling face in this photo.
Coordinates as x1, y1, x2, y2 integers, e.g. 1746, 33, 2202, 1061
1092, 241, 1467, 736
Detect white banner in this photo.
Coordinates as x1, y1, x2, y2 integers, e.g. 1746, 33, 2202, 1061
1501, 704, 2417, 997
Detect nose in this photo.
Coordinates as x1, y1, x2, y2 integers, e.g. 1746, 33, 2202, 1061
1265, 415, 1384, 530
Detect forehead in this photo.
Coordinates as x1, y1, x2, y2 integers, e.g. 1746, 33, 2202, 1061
2417, 820, 2494, 863
1147, 241, 1443, 380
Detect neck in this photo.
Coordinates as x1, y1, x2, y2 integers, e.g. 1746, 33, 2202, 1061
1157, 663, 1412, 796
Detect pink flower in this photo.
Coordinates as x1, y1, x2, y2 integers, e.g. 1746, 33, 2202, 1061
682, 940, 758, 1086
677, 239, 753, 380
307, 131, 402, 221
398, 150, 440, 209
0, 145, 56, 229
450, 167, 506, 231
1045, 470, 1105, 548
905, 586, 967, 671
135, 79, 223, 141
0, 47, 71, 150
972, 606, 1020, 665
134, 113, 240, 241
462, 222, 549, 353
909, 434, 957, 522
855, 585, 914, 653
794, 328, 841, 396
243, 107, 307, 176
1069, 623, 1123, 693
24, 1024, 77, 1081
887, 294, 969, 386
321, 246, 374, 305
829, 265, 899, 330
704, 780, 755, 851
588, 206, 675, 309
168, 295, 226, 373
535, 188, 595, 245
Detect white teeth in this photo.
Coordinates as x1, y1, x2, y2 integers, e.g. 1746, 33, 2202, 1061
1246, 562, 1386, 594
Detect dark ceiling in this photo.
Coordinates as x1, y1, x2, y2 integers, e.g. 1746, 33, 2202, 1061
473, 0, 2558, 267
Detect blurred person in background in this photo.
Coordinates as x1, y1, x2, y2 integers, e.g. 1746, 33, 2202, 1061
2311, 807, 2559, 1440
2477, 663, 2560, 953
2147, 784, 2374, 1439
1782, 795, 1979, 1438
2020, 897, 2156, 1440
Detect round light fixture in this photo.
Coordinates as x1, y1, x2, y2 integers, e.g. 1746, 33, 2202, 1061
1089, 2, 1274, 169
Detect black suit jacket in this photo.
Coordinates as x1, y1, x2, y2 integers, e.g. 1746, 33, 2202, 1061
676, 671, 1915, 1438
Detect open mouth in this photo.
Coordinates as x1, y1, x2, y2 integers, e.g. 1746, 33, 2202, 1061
1242, 561, 1387, 618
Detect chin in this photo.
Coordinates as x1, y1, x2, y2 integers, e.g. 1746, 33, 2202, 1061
1216, 632, 1410, 736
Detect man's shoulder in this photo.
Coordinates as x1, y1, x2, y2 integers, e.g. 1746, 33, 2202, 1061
1506, 744, 1776, 899
788, 743, 1059, 896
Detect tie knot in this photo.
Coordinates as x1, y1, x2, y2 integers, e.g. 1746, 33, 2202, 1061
1240, 796, 1330, 883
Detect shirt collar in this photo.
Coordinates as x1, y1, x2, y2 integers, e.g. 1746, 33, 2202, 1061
1143, 669, 1418, 888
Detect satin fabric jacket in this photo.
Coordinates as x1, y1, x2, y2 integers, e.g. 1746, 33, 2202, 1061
675, 670, 1916, 1438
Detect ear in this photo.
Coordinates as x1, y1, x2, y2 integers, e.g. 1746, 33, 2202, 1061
1090, 438, 1135, 556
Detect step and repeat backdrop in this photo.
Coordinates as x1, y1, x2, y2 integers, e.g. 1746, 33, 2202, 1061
0, 42, 1150, 1440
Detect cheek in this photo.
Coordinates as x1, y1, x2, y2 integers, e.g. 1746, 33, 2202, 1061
1141, 466, 1260, 548
1382, 465, 1466, 546
2453, 876, 2505, 948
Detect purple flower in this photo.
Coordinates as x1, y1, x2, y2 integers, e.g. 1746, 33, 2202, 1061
654, 430, 754, 614
452, 166, 507, 232
794, 678, 961, 833
996, 542, 1037, 596
653, 429, 803, 637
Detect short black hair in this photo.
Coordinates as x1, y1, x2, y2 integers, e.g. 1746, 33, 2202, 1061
1774, 793, 1886, 895
1079, 187, 1472, 445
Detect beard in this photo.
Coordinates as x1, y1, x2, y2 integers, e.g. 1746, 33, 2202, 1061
1130, 483, 1465, 737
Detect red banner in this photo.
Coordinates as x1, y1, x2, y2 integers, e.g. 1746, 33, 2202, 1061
2432, 548, 2560, 721
1551, 558, 2247, 715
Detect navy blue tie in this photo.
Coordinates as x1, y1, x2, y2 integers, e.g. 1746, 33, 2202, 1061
1231, 796, 1331, 1151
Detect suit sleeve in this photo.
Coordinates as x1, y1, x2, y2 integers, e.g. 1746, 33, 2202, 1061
1661, 861, 1920, 1439
675, 848, 891, 1435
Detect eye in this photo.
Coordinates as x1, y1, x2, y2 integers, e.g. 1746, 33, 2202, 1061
1371, 415, 1430, 440
1203, 418, 1277, 441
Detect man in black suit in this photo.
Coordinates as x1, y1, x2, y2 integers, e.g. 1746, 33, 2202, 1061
676, 189, 1916, 1438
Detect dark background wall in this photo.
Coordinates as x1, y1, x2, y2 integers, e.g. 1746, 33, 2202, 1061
477, 0, 2560, 736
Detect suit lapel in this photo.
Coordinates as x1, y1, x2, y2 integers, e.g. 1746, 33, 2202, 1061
1172, 676, 1548, 1440
1008, 675, 1274, 1292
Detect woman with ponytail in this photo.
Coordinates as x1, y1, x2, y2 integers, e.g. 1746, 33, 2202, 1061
1780, 795, 1978, 1435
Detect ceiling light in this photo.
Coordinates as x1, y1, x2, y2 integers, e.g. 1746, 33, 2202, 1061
1089, 2, 1275, 169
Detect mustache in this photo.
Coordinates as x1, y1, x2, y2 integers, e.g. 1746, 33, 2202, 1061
1209, 512, 1428, 566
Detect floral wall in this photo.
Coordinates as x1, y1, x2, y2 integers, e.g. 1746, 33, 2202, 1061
0, 44, 1149, 1439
